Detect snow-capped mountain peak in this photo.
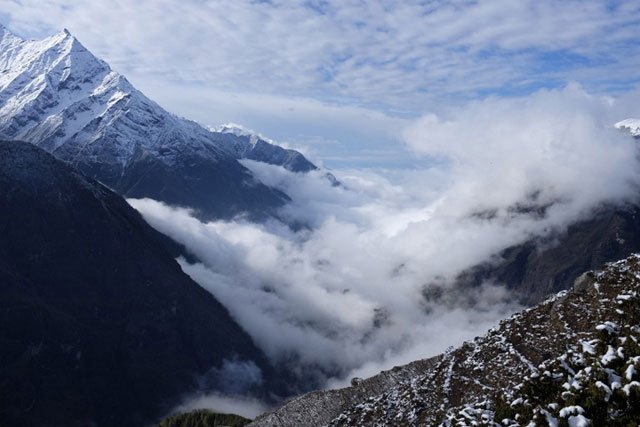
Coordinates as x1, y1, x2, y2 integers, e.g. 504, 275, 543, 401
615, 118, 640, 137
214, 122, 255, 137
0, 25, 107, 87
0, 26, 318, 219
213, 122, 278, 147
0, 26, 143, 157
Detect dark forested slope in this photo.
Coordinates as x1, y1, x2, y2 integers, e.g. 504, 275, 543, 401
0, 140, 274, 427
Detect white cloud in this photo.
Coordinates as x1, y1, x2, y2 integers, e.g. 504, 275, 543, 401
403, 84, 640, 221
171, 392, 268, 419
4, 1, 639, 169
3, 0, 639, 111
128, 84, 640, 391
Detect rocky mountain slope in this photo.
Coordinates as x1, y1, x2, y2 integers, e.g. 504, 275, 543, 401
0, 25, 318, 220
456, 204, 640, 305
0, 140, 278, 427
249, 254, 640, 426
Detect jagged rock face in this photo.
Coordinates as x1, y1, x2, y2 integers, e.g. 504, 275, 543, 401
0, 26, 318, 220
0, 140, 276, 427
456, 205, 640, 304
250, 255, 640, 426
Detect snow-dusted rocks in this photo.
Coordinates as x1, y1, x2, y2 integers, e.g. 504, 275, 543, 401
249, 255, 640, 426
0, 26, 317, 220
615, 118, 640, 138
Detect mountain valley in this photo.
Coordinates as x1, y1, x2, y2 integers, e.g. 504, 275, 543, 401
0, 10, 639, 427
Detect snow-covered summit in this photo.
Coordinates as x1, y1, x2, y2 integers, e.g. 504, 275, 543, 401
0, 26, 316, 169
615, 118, 640, 137
214, 122, 259, 139
0, 25, 317, 219
0, 25, 230, 165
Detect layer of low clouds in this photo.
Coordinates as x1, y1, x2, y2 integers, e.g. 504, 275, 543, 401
130, 86, 640, 393
3, 1, 640, 168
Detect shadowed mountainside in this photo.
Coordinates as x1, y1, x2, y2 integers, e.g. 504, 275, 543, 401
0, 140, 277, 427
456, 205, 640, 304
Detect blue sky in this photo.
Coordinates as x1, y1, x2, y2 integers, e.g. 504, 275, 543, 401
2, 0, 640, 167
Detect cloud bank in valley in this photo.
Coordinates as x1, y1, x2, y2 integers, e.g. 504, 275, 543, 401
129, 86, 640, 394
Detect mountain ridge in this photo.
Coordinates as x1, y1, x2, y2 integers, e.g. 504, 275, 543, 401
0, 25, 317, 220
453, 203, 640, 304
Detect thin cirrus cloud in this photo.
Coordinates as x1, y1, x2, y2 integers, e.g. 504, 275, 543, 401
3, 0, 640, 112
